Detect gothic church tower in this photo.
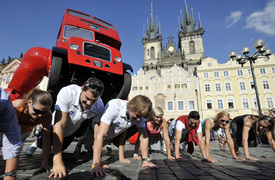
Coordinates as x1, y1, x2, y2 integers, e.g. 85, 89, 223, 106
178, 1, 205, 74
142, 2, 162, 77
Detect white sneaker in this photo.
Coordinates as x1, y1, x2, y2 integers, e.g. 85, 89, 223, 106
25, 146, 37, 156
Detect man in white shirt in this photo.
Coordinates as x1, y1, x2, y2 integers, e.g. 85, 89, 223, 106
49, 77, 105, 179
91, 95, 158, 176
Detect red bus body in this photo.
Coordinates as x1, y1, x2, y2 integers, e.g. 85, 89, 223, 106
7, 9, 132, 104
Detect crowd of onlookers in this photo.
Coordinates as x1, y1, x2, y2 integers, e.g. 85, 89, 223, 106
1, 79, 275, 179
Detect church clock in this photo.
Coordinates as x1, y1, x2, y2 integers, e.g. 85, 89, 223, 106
168, 46, 174, 52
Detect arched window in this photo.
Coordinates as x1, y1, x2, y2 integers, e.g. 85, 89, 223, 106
190, 41, 195, 53
155, 93, 165, 110
150, 47, 155, 58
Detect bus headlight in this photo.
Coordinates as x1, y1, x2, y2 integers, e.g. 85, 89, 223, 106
115, 56, 122, 62
69, 44, 79, 50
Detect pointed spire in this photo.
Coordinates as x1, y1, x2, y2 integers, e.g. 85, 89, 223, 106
159, 21, 162, 36
143, 24, 145, 39
191, 7, 196, 29
150, 2, 155, 31
198, 13, 203, 29
178, 16, 181, 32
145, 2, 160, 40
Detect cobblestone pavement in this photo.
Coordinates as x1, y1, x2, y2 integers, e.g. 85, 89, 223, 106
1, 137, 275, 180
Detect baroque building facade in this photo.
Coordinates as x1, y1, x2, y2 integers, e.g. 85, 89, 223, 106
197, 56, 275, 119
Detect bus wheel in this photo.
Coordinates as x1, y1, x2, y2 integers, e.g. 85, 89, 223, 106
117, 72, 131, 100
47, 56, 63, 94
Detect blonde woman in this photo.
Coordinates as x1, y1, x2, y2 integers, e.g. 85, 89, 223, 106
201, 112, 244, 162
133, 107, 175, 160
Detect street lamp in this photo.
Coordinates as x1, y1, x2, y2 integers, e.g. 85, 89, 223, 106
228, 39, 272, 117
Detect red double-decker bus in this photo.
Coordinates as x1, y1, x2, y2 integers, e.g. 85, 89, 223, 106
7, 9, 132, 104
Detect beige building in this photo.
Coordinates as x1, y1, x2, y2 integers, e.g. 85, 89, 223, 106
197, 55, 275, 119
130, 65, 199, 120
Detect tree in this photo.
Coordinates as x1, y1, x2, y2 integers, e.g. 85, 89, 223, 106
7, 56, 12, 63
1, 58, 5, 65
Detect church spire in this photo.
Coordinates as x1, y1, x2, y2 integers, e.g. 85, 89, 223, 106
180, 0, 196, 33
146, 2, 160, 40
198, 13, 203, 29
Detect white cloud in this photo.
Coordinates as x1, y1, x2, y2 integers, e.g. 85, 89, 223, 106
244, 0, 275, 36
225, 11, 242, 28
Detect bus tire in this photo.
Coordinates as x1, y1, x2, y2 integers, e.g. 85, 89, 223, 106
116, 72, 131, 100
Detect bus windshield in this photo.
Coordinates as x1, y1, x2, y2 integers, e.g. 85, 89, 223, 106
63, 25, 94, 41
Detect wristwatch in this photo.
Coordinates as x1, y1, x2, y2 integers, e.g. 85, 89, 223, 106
4, 170, 17, 177
142, 157, 150, 162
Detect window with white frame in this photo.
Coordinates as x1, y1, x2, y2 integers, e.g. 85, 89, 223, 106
214, 71, 219, 77
272, 67, 275, 74
247, 69, 251, 75
227, 98, 234, 109
242, 98, 249, 108
6, 76, 11, 84
262, 80, 270, 89
206, 99, 212, 109
237, 69, 243, 76
260, 68, 266, 74
250, 81, 255, 89
178, 101, 184, 110
188, 101, 195, 110
266, 97, 274, 108
253, 98, 258, 108
223, 71, 229, 77
225, 82, 231, 91
167, 101, 173, 111
203, 72, 209, 78
217, 99, 223, 109
215, 83, 221, 91
205, 84, 210, 92
239, 82, 246, 90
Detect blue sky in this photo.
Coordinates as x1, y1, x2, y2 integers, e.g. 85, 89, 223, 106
1, 0, 275, 75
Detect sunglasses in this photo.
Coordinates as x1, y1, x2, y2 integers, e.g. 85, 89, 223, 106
84, 83, 103, 92
258, 124, 268, 129
220, 119, 230, 124
31, 98, 48, 115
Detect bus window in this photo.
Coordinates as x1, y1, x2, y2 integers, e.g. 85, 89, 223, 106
63, 25, 94, 41
67, 9, 93, 21
94, 17, 115, 30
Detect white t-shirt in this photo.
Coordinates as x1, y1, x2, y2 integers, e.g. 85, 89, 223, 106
99, 99, 145, 140
53, 84, 104, 137
174, 119, 202, 133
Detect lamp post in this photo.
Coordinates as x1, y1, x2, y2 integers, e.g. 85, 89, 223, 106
229, 39, 272, 117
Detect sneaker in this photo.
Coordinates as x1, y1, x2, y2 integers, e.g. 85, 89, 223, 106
25, 146, 37, 156
106, 145, 112, 152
